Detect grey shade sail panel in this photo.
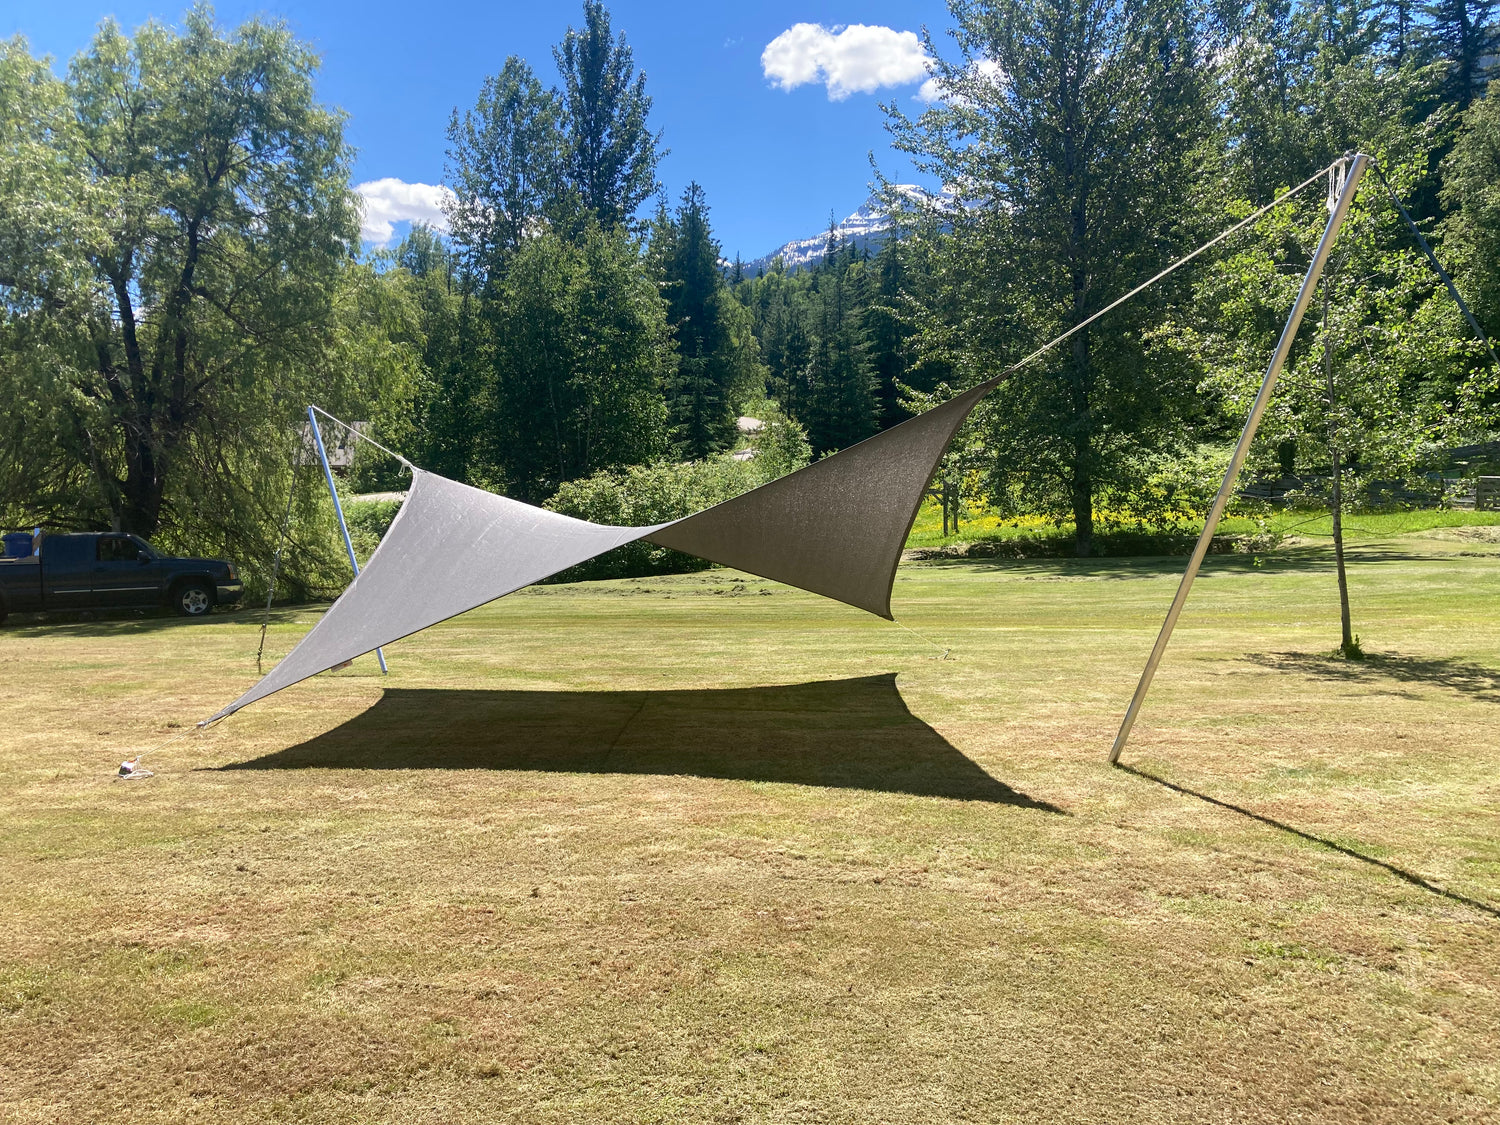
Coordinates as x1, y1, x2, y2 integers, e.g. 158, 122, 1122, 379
209, 472, 667, 721
209, 377, 1000, 722
647, 376, 1000, 619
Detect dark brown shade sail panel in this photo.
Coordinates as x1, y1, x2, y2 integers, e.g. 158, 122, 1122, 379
646, 376, 1000, 619
208, 377, 1000, 722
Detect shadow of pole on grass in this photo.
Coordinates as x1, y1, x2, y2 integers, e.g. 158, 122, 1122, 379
1245, 650, 1500, 704
219, 673, 1065, 811
1116, 764, 1499, 919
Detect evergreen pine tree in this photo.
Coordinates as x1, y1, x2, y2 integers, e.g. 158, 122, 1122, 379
554, 1, 664, 228
865, 243, 910, 430
1422, 0, 1499, 108
659, 183, 739, 457
802, 248, 877, 453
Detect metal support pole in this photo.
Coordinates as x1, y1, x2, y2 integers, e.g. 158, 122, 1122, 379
307, 405, 387, 675
1109, 153, 1368, 764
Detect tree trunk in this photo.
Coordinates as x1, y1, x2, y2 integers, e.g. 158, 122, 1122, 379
1070, 332, 1093, 558
122, 439, 165, 536
1071, 463, 1093, 558
1325, 279, 1358, 658
1330, 446, 1355, 656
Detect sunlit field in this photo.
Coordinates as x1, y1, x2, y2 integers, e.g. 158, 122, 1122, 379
905, 494, 1500, 551
1, 526, 1497, 1123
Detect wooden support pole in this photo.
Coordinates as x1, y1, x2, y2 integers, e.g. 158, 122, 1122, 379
1108, 153, 1369, 764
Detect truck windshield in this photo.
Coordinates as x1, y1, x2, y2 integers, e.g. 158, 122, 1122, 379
128, 535, 160, 559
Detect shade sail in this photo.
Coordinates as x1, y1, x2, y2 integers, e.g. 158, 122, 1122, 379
210, 473, 668, 721
210, 375, 1001, 722
649, 377, 999, 619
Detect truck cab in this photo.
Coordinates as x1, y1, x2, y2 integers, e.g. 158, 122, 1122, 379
0, 531, 242, 624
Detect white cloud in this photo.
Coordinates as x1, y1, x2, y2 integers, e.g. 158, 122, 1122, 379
916, 58, 1006, 104
915, 75, 944, 103
355, 178, 454, 246
761, 23, 930, 101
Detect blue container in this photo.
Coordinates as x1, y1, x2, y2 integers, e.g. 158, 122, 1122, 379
3, 532, 34, 559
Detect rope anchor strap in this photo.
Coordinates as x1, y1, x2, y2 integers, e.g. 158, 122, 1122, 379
892, 617, 952, 660
113, 727, 197, 778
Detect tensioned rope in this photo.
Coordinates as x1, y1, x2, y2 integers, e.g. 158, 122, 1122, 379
123, 165, 1340, 772
308, 404, 417, 472
980, 160, 1342, 388
1369, 159, 1500, 371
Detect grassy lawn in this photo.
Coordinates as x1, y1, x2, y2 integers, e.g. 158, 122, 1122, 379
1, 525, 1497, 1122
906, 495, 1500, 550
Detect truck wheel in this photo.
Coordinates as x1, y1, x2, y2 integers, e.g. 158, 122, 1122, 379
174, 582, 214, 617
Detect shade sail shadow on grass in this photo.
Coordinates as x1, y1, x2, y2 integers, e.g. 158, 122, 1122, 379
220, 673, 1061, 809
1245, 650, 1500, 703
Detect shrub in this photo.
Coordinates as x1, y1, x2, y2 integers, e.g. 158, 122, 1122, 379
343, 498, 403, 562
546, 414, 811, 580
546, 459, 756, 579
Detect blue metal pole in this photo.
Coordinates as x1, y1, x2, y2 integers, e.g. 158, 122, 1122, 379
307, 406, 387, 674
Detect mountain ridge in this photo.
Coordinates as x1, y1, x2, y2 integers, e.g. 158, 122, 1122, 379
726, 186, 935, 278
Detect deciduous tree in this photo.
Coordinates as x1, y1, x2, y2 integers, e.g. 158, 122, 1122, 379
0, 8, 368, 541
888, 0, 1212, 555
554, 1, 664, 230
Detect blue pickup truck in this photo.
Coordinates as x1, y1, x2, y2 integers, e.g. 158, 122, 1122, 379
0, 531, 242, 625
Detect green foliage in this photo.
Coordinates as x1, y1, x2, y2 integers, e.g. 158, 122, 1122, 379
546, 409, 811, 579
734, 399, 814, 483
885, 0, 1213, 556
0, 7, 407, 598
654, 183, 765, 457
343, 497, 404, 561
1420, 0, 1498, 108
1443, 87, 1500, 369
1190, 165, 1484, 498
545, 457, 756, 579
553, 1, 663, 230
8, 0, 1500, 609
445, 3, 662, 262
430, 5, 673, 501
444, 58, 564, 269
734, 239, 921, 457
802, 239, 879, 454
479, 222, 671, 501
381, 226, 485, 484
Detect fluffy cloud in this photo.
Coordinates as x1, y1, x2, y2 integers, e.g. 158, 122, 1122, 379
916, 58, 1006, 104
355, 178, 454, 246
761, 23, 929, 101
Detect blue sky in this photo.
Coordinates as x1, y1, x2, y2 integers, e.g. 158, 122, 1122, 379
9, 1, 957, 259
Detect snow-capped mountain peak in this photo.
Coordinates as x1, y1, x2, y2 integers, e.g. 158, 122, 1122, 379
728, 185, 941, 277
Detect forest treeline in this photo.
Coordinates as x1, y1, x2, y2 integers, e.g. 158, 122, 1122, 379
1, 0, 1497, 595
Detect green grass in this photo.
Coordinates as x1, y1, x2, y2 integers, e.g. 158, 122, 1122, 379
0, 526, 1498, 1122
906, 495, 1500, 550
